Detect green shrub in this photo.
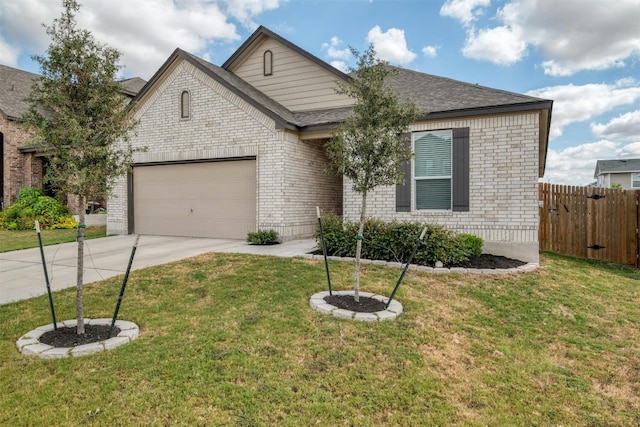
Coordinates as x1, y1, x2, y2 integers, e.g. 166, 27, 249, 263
0, 187, 77, 230
16, 187, 44, 206
247, 229, 279, 245
316, 215, 484, 266
459, 233, 483, 258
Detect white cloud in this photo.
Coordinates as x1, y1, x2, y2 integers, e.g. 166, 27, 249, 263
366, 26, 417, 65
591, 110, 640, 141
0, 0, 284, 79
322, 36, 351, 61
422, 45, 438, 58
445, 0, 640, 75
462, 25, 527, 65
330, 60, 349, 73
544, 140, 640, 185
527, 80, 640, 140
0, 35, 19, 66
439, 0, 490, 26
221, 0, 282, 29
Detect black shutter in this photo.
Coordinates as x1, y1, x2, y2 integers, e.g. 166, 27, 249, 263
452, 127, 470, 212
395, 133, 412, 212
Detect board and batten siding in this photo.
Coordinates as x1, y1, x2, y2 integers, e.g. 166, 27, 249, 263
231, 38, 353, 112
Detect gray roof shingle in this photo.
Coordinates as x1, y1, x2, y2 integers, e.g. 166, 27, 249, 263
594, 159, 640, 177
0, 64, 38, 120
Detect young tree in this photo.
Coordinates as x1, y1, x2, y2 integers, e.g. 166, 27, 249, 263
326, 46, 420, 302
23, 0, 138, 334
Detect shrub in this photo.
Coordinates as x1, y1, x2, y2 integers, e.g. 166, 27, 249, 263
316, 215, 484, 266
0, 187, 77, 230
247, 229, 279, 245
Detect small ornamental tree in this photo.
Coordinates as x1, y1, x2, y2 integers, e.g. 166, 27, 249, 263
326, 46, 420, 302
23, 0, 138, 334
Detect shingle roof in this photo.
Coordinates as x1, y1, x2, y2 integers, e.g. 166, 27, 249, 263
594, 159, 640, 177
0, 64, 38, 120
385, 66, 549, 117
120, 77, 147, 97
0, 63, 146, 121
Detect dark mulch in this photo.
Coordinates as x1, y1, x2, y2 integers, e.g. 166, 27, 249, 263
451, 254, 526, 269
324, 295, 387, 313
310, 250, 526, 269
39, 324, 120, 348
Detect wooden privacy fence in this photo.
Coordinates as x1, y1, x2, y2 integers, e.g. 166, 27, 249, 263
539, 183, 640, 267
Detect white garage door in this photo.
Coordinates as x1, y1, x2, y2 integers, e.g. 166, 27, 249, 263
133, 160, 256, 239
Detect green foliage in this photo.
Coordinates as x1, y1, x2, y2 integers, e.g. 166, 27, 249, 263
16, 187, 44, 206
0, 187, 77, 230
611, 183, 622, 190
458, 233, 484, 258
21, 0, 139, 203
325, 46, 421, 194
247, 229, 279, 245
316, 214, 484, 266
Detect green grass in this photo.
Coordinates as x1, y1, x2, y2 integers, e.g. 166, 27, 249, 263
1, 252, 639, 426
0, 226, 106, 252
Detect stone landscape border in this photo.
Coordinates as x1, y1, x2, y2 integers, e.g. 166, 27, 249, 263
302, 253, 539, 275
16, 318, 139, 359
310, 290, 403, 321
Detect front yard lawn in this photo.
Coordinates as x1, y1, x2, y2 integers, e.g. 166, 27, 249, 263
1, 252, 639, 426
0, 225, 106, 253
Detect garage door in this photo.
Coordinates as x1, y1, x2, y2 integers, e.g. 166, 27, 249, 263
133, 160, 256, 239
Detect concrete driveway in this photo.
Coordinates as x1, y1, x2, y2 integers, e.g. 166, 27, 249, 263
0, 235, 317, 305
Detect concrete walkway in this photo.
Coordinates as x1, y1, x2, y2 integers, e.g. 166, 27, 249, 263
0, 235, 318, 305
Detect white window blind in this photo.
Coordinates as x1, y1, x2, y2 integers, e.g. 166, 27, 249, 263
414, 130, 452, 210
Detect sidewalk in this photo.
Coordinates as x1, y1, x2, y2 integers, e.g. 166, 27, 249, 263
0, 235, 318, 305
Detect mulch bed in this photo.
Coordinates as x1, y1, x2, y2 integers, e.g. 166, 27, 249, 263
310, 251, 526, 269
39, 324, 120, 348
324, 294, 387, 313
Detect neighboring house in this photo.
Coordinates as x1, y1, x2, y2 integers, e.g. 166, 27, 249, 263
107, 26, 552, 263
0, 63, 145, 210
594, 159, 640, 189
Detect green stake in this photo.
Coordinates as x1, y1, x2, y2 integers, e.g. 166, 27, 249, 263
36, 220, 57, 330
108, 235, 140, 338
317, 207, 332, 296
386, 226, 427, 308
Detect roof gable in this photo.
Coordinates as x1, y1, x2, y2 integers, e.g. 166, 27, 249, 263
594, 159, 640, 177
222, 26, 353, 112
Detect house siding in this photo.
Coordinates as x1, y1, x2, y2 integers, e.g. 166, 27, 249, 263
107, 60, 339, 239
0, 116, 43, 206
343, 112, 541, 263
231, 38, 353, 112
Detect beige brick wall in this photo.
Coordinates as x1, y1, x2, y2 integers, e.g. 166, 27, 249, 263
0, 116, 43, 207
107, 60, 340, 239
342, 113, 542, 262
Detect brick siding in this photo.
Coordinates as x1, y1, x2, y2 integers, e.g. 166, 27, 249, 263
107, 60, 341, 239
342, 113, 541, 262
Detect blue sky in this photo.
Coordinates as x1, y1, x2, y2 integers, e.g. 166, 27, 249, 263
2, 0, 640, 185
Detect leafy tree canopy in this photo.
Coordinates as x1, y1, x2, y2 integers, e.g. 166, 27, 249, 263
23, 0, 137, 200
326, 46, 421, 195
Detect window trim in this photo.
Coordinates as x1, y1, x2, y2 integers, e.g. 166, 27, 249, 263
263, 50, 273, 76
180, 90, 190, 119
413, 129, 453, 211
631, 173, 640, 188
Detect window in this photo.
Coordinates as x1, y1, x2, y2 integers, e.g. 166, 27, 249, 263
263, 50, 273, 76
180, 90, 190, 119
414, 130, 453, 210
632, 173, 640, 188
396, 128, 469, 212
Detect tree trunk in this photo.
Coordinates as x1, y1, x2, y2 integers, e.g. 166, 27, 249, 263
353, 191, 368, 303
76, 195, 86, 335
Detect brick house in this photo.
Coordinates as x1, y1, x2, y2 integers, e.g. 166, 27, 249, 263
107, 26, 552, 262
0, 63, 145, 211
